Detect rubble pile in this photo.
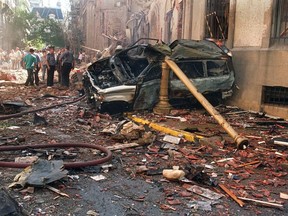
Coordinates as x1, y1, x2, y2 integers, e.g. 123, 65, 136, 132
0, 81, 287, 215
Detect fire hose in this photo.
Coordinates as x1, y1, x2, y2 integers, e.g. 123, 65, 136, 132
0, 95, 86, 121
0, 95, 113, 168
0, 143, 112, 168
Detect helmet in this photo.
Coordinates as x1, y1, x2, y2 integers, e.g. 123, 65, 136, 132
115, 45, 123, 50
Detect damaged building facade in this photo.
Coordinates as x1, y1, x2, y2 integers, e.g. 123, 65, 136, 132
71, 0, 288, 119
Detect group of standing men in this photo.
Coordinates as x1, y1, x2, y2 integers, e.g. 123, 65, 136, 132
23, 45, 75, 88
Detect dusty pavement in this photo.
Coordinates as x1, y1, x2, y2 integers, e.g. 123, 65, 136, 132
0, 70, 288, 216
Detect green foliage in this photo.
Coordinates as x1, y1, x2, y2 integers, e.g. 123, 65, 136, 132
29, 18, 65, 48
7, 7, 66, 49
6, 8, 37, 48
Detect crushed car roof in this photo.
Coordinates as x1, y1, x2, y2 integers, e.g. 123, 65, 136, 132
170, 39, 227, 60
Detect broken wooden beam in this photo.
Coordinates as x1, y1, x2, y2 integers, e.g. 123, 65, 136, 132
92, 143, 141, 155
236, 160, 260, 168
46, 185, 69, 198
107, 143, 141, 151
238, 197, 284, 209
273, 140, 288, 147
219, 184, 245, 207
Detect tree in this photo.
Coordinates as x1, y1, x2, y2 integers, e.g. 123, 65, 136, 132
6, 7, 66, 49
5, 8, 37, 48
29, 18, 65, 48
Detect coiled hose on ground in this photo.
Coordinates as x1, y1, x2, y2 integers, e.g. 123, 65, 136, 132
0, 95, 113, 168
0, 143, 112, 168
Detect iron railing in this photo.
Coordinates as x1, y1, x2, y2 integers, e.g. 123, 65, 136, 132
262, 86, 288, 105
271, 0, 288, 44
205, 0, 230, 40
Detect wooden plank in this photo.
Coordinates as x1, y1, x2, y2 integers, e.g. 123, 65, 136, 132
107, 143, 141, 151
219, 184, 245, 207
46, 185, 69, 198
237, 160, 260, 168
238, 197, 284, 209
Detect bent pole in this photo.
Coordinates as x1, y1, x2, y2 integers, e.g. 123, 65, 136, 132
165, 57, 249, 150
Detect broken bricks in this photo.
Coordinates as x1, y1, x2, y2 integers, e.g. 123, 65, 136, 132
1, 75, 287, 215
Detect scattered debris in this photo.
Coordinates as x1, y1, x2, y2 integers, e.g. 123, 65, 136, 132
86, 210, 100, 216
165, 115, 187, 122
162, 169, 185, 180
0, 188, 27, 216
0, 70, 287, 215
6, 126, 20, 130
0, 72, 16, 81
15, 156, 39, 164
163, 134, 181, 144
46, 185, 70, 198
32, 128, 47, 134
216, 158, 234, 163
187, 200, 219, 211
129, 116, 202, 142
9, 160, 68, 188
33, 113, 48, 126
238, 197, 284, 209
0, 135, 25, 146
219, 184, 245, 207
90, 175, 107, 182
160, 204, 177, 211
236, 160, 261, 168
280, 192, 288, 200
184, 185, 223, 200
273, 138, 288, 147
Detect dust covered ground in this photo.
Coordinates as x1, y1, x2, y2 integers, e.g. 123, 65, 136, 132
0, 70, 287, 216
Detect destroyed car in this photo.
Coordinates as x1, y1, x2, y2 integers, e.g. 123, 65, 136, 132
83, 39, 235, 113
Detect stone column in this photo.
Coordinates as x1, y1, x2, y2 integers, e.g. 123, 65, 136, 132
153, 62, 172, 115
226, 0, 236, 49
191, 0, 207, 40
183, 0, 193, 39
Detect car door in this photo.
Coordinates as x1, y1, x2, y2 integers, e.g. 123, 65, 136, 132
133, 63, 162, 110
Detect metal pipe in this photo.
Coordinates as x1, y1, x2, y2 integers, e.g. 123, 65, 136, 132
0, 143, 112, 168
129, 116, 203, 142
153, 62, 172, 114
165, 57, 249, 150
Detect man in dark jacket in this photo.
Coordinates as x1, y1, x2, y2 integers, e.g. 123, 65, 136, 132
33, 50, 41, 86
59, 45, 75, 88
46, 46, 56, 87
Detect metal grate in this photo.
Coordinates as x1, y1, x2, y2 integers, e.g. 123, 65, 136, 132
262, 86, 288, 105
205, 0, 230, 40
271, 0, 288, 44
